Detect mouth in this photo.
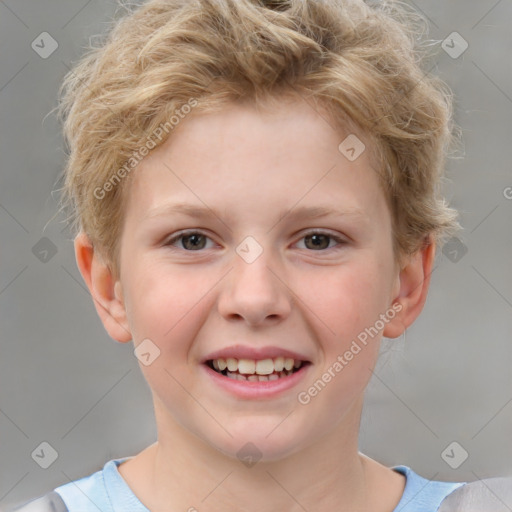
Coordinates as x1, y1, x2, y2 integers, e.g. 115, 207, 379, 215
205, 357, 311, 382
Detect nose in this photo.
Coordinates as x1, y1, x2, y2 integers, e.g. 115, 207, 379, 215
217, 246, 292, 326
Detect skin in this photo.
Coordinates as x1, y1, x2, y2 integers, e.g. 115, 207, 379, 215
75, 97, 435, 512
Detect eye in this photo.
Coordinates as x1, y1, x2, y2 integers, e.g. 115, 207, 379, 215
164, 230, 346, 252
296, 231, 346, 251
164, 231, 215, 251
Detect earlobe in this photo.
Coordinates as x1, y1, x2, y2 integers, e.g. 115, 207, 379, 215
74, 232, 132, 343
383, 236, 436, 339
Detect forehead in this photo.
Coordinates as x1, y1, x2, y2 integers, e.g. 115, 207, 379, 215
125, 98, 387, 225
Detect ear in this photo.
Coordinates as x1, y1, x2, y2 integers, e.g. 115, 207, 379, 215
74, 232, 132, 343
383, 235, 436, 339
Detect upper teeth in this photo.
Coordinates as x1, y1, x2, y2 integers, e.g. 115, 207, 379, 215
212, 357, 302, 375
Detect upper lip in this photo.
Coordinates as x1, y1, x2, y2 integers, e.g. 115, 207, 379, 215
202, 345, 312, 363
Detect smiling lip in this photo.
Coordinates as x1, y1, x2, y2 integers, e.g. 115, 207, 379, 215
201, 361, 311, 399
201, 345, 311, 363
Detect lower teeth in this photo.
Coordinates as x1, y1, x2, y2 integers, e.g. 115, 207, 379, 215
225, 370, 294, 381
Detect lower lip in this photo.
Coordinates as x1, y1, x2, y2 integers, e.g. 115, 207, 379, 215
201, 363, 311, 399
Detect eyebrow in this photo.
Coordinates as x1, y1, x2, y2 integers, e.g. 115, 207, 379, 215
143, 202, 367, 226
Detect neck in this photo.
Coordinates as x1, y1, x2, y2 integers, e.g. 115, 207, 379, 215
117, 396, 405, 512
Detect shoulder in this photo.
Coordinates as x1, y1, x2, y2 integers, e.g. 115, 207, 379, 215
3, 491, 68, 512
52, 460, 111, 512
438, 475, 512, 512
391, 465, 465, 512
5, 458, 148, 512
53, 457, 149, 512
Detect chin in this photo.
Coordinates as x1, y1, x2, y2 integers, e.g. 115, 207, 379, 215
205, 422, 309, 464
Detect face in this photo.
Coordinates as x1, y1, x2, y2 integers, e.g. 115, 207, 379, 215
113, 98, 402, 461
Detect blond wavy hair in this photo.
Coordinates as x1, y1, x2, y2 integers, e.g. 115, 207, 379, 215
58, 0, 461, 279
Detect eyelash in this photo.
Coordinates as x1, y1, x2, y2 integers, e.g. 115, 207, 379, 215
164, 230, 347, 252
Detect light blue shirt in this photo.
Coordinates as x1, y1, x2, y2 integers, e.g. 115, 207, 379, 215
53, 458, 465, 512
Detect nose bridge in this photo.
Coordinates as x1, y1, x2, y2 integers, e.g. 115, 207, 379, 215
217, 236, 291, 324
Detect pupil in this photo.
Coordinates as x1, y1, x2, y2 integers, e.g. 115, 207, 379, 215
306, 234, 329, 250
183, 234, 205, 250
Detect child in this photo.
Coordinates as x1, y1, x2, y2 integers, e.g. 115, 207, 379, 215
12, 0, 469, 510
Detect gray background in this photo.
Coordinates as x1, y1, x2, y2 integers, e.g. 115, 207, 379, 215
1, 0, 511, 508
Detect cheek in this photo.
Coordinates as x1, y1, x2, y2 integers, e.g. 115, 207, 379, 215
124, 264, 214, 404
122, 259, 212, 347
293, 258, 391, 343
293, 263, 389, 422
